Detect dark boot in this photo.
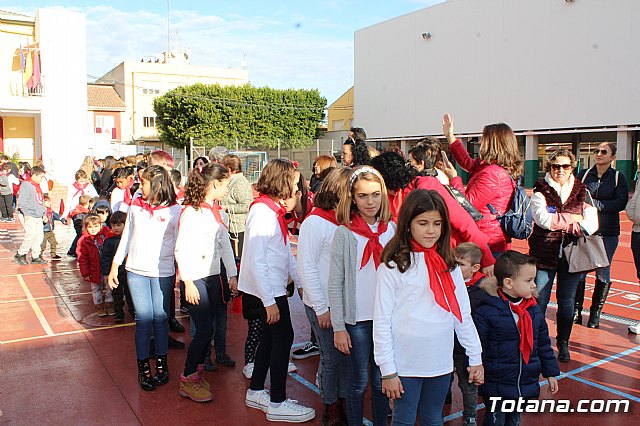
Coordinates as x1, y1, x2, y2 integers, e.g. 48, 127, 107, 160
322, 402, 342, 426
556, 315, 574, 362
137, 359, 156, 391
573, 280, 586, 325
153, 354, 169, 385
337, 398, 347, 425
587, 280, 611, 328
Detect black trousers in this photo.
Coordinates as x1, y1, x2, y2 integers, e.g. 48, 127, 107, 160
249, 295, 294, 403
111, 268, 133, 315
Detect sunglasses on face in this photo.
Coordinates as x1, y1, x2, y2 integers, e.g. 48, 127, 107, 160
551, 164, 572, 171
594, 148, 608, 155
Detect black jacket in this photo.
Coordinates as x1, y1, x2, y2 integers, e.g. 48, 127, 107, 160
576, 166, 628, 236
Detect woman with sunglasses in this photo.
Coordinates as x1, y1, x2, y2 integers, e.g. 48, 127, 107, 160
529, 149, 598, 362
573, 143, 629, 328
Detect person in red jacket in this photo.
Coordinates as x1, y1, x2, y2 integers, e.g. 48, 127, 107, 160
370, 151, 495, 276
77, 213, 114, 317
442, 113, 524, 257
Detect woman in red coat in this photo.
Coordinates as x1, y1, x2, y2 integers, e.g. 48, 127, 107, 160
442, 114, 524, 257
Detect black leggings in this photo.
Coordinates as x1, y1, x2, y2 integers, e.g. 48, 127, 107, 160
183, 275, 220, 376
245, 318, 262, 364
249, 296, 294, 403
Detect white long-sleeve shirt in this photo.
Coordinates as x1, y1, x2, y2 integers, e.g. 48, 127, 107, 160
297, 215, 338, 316
175, 205, 237, 281
113, 202, 182, 277
63, 182, 98, 217
374, 258, 482, 378
238, 203, 298, 307
531, 173, 599, 235
110, 186, 128, 213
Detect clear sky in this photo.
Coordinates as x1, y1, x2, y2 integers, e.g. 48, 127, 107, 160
2, 0, 442, 104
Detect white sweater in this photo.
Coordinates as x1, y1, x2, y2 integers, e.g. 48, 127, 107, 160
374, 257, 482, 377
238, 203, 298, 307
113, 202, 182, 277
175, 205, 237, 281
297, 215, 338, 315
110, 186, 128, 213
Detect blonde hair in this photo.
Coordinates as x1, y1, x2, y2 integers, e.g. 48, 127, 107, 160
336, 166, 391, 225
479, 123, 523, 178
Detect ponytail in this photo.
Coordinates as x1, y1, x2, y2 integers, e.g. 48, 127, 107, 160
183, 163, 230, 208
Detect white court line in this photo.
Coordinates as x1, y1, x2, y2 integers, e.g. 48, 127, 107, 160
16, 275, 54, 336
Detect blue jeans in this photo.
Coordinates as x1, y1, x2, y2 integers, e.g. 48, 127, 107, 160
483, 409, 521, 426
127, 272, 174, 359
535, 257, 581, 319
345, 321, 389, 426
305, 305, 348, 404
392, 374, 452, 426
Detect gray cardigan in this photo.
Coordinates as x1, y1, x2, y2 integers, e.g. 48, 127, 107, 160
328, 225, 359, 332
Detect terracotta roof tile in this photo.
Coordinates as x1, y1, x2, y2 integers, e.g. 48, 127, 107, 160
87, 84, 125, 110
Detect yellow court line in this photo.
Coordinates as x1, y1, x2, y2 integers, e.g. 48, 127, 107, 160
0, 291, 93, 304
16, 275, 55, 336
1, 268, 80, 278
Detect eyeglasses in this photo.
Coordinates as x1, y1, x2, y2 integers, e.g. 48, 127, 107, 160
593, 148, 608, 155
550, 164, 572, 171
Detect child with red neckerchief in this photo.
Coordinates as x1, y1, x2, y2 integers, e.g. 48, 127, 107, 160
14, 166, 48, 265
473, 250, 559, 426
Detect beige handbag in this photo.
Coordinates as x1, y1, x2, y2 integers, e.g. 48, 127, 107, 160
563, 234, 609, 273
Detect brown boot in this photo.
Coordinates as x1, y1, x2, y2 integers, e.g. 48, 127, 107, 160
197, 364, 211, 391
322, 402, 343, 426
179, 372, 213, 402
95, 303, 107, 317
104, 302, 116, 316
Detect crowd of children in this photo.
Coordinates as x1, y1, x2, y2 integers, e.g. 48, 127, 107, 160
14, 134, 640, 426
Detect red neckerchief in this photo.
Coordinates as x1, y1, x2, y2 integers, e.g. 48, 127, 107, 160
411, 239, 462, 322
176, 188, 184, 202
250, 195, 288, 245
123, 183, 133, 206
45, 207, 53, 222
350, 214, 388, 270
27, 178, 44, 205
132, 197, 170, 217
466, 270, 486, 287
200, 201, 227, 228
498, 289, 537, 364
307, 208, 338, 226
72, 181, 90, 198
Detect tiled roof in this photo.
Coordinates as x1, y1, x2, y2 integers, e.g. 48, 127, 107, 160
87, 84, 125, 110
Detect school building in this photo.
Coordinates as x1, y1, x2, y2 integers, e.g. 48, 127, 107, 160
354, 0, 640, 186
0, 8, 87, 184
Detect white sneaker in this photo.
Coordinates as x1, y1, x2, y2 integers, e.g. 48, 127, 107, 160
245, 389, 270, 412
266, 399, 316, 423
243, 363, 254, 379
629, 323, 639, 334
287, 361, 297, 373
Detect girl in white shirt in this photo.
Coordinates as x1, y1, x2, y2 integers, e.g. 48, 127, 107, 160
175, 163, 238, 402
374, 189, 484, 425
297, 167, 351, 422
107, 165, 181, 392
238, 159, 315, 423
328, 166, 396, 426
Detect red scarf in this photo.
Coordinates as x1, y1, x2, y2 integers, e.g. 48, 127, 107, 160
250, 195, 288, 245
350, 214, 388, 270
466, 270, 486, 288
123, 183, 133, 206
200, 202, 227, 228
27, 178, 44, 205
411, 239, 462, 322
132, 197, 169, 217
72, 181, 90, 198
498, 290, 537, 364
307, 207, 339, 226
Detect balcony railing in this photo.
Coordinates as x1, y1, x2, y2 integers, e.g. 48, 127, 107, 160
8, 71, 45, 97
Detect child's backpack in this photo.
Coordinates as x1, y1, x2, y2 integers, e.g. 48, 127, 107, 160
487, 177, 533, 240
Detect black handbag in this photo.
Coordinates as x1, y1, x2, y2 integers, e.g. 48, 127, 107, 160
444, 185, 483, 222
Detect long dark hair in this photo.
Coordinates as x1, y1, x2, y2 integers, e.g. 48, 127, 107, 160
381, 189, 456, 273
344, 138, 371, 167
141, 165, 176, 206
183, 163, 230, 209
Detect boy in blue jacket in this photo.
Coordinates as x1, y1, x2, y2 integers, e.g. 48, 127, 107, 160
41, 195, 67, 261
473, 250, 559, 426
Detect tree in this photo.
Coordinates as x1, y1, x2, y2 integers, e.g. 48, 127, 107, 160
153, 84, 326, 149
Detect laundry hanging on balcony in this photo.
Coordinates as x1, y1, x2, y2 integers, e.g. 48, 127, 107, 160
27, 51, 41, 90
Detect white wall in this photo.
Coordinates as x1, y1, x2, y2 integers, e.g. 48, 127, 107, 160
37, 9, 88, 183
355, 0, 640, 139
